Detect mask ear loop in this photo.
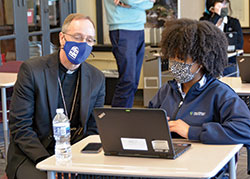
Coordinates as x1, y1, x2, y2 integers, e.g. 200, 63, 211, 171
193, 66, 202, 76
189, 62, 202, 74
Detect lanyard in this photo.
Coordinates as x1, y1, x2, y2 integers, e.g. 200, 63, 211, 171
57, 71, 80, 121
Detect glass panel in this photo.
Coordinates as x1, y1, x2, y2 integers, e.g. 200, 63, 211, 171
27, 0, 41, 32
50, 32, 60, 50
0, 1, 14, 36
29, 35, 58, 57
49, 0, 60, 28
29, 35, 43, 58
0, 39, 16, 63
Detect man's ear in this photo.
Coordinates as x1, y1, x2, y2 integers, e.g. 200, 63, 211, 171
59, 32, 65, 48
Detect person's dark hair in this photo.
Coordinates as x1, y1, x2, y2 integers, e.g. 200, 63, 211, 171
160, 18, 228, 77
206, 0, 223, 12
206, 0, 232, 15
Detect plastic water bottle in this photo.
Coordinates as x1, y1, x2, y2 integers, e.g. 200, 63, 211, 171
53, 108, 72, 163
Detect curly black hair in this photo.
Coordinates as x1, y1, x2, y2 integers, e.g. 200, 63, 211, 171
160, 18, 228, 77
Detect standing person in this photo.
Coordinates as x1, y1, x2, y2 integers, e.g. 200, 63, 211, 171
149, 18, 250, 150
104, 0, 155, 107
200, 0, 244, 76
6, 13, 105, 179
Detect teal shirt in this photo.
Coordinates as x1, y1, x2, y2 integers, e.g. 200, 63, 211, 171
104, 0, 154, 31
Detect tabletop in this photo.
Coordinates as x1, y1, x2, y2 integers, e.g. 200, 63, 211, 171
220, 77, 250, 95
37, 135, 242, 178
0, 72, 17, 88
227, 49, 244, 58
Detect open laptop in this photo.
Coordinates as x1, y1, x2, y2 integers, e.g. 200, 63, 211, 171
237, 55, 250, 83
93, 108, 191, 159
225, 32, 237, 52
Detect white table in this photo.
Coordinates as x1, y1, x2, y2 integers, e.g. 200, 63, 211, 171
227, 49, 244, 58
0, 72, 17, 160
37, 135, 243, 179
226, 50, 244, 77
220, 77, 250, 95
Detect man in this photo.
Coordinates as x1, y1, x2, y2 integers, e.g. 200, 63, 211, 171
104, 0, 155, 107
6, 13, 105, 179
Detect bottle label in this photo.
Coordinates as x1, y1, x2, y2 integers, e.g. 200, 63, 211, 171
53, 123, 70, 136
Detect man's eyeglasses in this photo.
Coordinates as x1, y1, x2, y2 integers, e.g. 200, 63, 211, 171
63, 32, 96, 46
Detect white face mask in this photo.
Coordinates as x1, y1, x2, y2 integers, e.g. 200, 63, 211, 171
169, 61, 201, 83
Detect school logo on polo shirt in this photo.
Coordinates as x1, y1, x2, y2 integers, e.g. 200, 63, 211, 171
190, 111, 206, 116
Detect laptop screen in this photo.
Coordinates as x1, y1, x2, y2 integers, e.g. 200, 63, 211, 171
94, 108, 191, 159
237, 55, 250, 83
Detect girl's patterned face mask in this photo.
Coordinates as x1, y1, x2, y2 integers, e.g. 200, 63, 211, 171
169, 60, 201, 84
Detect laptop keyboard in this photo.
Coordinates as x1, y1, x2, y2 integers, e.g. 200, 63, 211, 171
173, 143, 191, 155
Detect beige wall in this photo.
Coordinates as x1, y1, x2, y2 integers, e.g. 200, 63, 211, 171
180, 0, 205, 20
76, 0, 110, 43
76, 0, 97, 35
76, 0, 96, 23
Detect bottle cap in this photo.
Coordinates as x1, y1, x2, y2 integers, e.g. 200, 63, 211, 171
56, 108, 64, 114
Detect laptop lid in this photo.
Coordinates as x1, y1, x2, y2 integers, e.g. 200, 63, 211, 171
225, 32, 237, 52
94, 108, 190, 159
237, 55, 250, 83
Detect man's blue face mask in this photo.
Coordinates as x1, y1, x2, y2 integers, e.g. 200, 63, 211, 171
63, 41, 92, 65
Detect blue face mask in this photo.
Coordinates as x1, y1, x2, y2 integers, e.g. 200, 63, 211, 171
63, 41, 92, 65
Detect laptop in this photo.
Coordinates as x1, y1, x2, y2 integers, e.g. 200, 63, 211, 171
93, 108, 191, 159
225, 32, 237, 52
237, 55, 250, 83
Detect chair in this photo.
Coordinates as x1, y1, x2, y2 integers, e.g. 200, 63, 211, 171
224, 50, 244, 77
0, 61, 23, 73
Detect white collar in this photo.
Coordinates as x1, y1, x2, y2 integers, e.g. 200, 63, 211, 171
218, 16, 228, 31
198, 74, 207, 88
223, 16, 228, 24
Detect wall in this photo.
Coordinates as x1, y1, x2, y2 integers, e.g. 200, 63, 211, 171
76, 0, 97, 35
230, 0, 249, 27
76, 0, 96, 22
180, 0, 205, 20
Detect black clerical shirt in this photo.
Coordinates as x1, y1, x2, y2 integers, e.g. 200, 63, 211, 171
58, 62, 81, 129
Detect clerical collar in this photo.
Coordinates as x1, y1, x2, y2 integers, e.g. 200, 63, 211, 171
66, 69, 75, 74
59, 61, 78, 74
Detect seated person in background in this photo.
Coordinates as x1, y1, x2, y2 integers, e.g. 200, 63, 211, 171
6, 13, 105, 179
200, 0, 244, 76
149, 18, 250, 146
